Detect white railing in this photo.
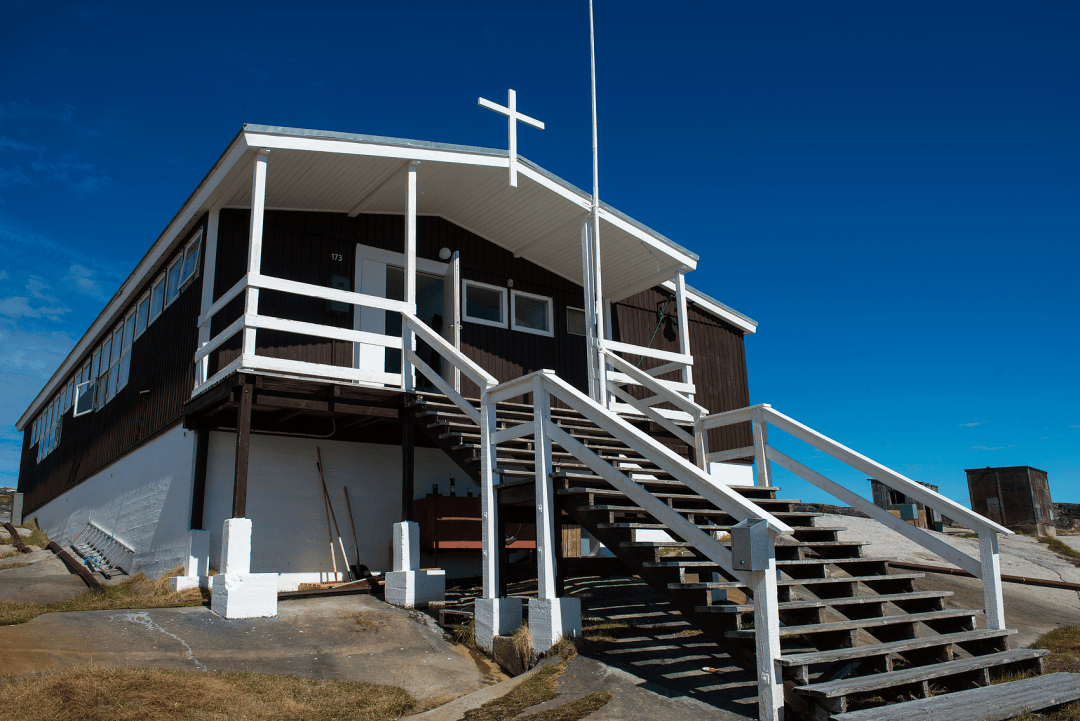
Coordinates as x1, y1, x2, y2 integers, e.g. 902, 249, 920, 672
480, 370, 789, 721
600, 347, 711, 468
702, 403, 1012, 632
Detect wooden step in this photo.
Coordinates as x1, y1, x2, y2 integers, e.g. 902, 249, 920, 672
644, 556, 883, 569
777, 628, 1016, 667
669, 573, 926, 591
831, 672, 1080, 721
697, 590, 953, 614
795, 648, 1049, 699
725, 608, 981, 639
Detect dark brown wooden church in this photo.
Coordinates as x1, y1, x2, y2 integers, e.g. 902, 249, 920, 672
15, 125, 758, 588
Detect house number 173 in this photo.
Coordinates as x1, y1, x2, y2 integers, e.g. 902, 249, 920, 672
330, 253, 343, 261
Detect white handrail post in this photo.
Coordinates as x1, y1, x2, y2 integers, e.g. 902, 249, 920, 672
480, 390, 498, 601
580, 218, 601, 403
532, 373, 557, 601
693, 413, 710, 471
196, 207, 220, 388
242, 150, 269, 364
674, 273, 693, 399
751, 527, 784, 721
402, 161, 419, 391
979, 528, 1005, 630
752, 405, 773, 488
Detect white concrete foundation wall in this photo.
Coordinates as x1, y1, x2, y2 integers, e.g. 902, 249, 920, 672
203, 432, 461, 591
27, 424, 197, 578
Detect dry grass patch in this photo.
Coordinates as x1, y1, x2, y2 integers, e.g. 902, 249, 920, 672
1039, 536, 1080, 567
463, 659, 610, 721
0, 566, 206, 626
0, 664, 414, 721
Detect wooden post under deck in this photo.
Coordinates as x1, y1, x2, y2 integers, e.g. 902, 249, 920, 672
401, 401, 416, 522
232, 375, 253, 518
190, 428, 210, 530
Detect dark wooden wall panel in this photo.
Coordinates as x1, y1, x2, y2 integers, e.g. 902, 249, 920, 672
18, 221, 207, 513
610, 287, 752, 453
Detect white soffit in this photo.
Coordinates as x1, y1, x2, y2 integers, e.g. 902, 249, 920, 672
224, 127, 698, 301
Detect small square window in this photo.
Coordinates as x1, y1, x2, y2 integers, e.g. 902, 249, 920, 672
566, 307, 587, 337
135, 293, 149, 338
511, 290, 554, 337
149, 276, 165, 323
463, 280, 507, 328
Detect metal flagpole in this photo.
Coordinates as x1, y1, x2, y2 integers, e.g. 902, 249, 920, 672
588, 0, 607, 405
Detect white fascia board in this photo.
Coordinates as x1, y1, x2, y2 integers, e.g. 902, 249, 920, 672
660, 280, 758, 335
16, 135, 252, 430
244, 131, 510, 169
597, 207, 698, 272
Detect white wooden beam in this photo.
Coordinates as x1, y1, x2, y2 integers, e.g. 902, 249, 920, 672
196, 209, 220, 386
581, 218, 601, 402
533, 376, 558, 601
479, 393, 498, 600
980, 529, 1005, 630
403, 161, 418, 392
242, 150, 269, 362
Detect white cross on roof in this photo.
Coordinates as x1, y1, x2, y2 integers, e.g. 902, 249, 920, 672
478, 89, 545, 188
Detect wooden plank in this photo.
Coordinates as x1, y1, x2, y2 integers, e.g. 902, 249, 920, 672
701, 405, 757, 430
605, 351, 704, 414
796, 649, 1049, 698
778, 629, 1016, 667
606, 382, 695, 445
243, 354, 400, 387
831, 672, 1080, 721
726, 608, 980, 638
707, 445, 756, 463
248, 314, 403, 348
197, 274, 247, 327
250, 273, 413, 314
404, 314, 497, 389
545, 419, 749, 585
604, 338, 693, 366
492, 422, 533, 445
766, 446, 983, 577
404, 349, 480, 425
232, 376, 253, 518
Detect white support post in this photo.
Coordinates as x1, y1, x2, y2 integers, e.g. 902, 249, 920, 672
532, 374, 557, 601
242, 150, 269, 362
480, 391, 498, 601
402, 160, 419, 391
580, 219, 601, 403
751, 529, 784, 721
979, 528, 1005, 630
475, 390, 523, 650
674, 273, 693, 396
527, 373, 581, 654
196, 208, 220, 387
752, 406, 772, 488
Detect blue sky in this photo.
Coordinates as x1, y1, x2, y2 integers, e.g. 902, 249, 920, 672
0, 1, 1076, 506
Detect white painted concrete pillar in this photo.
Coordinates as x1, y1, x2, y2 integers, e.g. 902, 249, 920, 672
209, 518, 277, 619
169, 529, 211, 592
242, 149, 269, 362
385, 521, 445, 609
10, 493, 22, 526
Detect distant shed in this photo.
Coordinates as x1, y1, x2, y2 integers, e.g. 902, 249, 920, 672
869, 479, 943, 531
965, 466, 1054, 534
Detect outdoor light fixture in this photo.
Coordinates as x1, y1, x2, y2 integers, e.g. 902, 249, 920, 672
439, 247, 452, 260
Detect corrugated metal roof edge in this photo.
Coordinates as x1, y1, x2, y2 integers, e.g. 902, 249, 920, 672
243, 124, 700, 264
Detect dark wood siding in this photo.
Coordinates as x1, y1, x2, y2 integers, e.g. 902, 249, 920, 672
210, 211, 589, 398
610, 287, 752, 453
18, 222, 207, 513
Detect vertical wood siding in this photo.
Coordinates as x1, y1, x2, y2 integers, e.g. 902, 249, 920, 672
18, 221, 207, 513
610, 287, 753, 453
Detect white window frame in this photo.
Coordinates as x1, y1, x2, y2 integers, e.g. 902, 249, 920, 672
510, 289, 555, 338
165, 256, 184, 308
134, 291, 150, 339
74, 379, 97, 417
149, 274, 165, 324
566, 306, 587, 337
179, 230, 203, 289
462, 279, 508, 329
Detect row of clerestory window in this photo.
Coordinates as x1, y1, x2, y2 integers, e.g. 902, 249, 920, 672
30, 231, 202, 463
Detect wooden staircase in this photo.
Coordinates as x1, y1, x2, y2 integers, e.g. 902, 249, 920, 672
406, 392, 1077, 720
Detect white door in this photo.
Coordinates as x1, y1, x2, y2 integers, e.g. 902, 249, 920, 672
353, 246, 450, 386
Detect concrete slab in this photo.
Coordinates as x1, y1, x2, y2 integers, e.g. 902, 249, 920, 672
0, 550, 54, 569
0, 596, 494, 706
